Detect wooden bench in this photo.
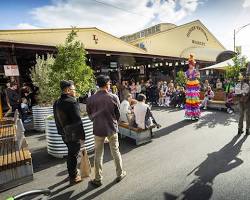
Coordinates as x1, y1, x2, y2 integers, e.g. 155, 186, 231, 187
200, 91, 237, 111
0, 117, 33, 192
118, 122, 154, 145
0, 125, 16, 140
0, 139, 33, 192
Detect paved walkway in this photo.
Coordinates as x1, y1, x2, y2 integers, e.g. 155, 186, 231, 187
1, 108, 250, 200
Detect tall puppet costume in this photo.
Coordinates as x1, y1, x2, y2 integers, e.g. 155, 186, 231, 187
185, 54, 201, 120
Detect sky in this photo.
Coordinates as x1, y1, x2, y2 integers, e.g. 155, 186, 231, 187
0, 0, 250, 58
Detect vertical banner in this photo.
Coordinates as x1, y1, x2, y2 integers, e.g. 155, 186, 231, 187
140, 65, 144, 74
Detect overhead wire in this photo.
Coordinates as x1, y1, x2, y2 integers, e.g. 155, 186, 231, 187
91, 0, 147, 17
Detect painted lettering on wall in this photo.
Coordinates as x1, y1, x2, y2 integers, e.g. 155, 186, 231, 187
93, 34, 98, 44
192, 40, 206, 46
187, 26, 208, 41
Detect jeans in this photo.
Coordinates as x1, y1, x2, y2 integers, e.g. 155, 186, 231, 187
94, 133, 123, 181
65, 141, 81, 178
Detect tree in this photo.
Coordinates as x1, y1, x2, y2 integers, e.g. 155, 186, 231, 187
51, 29, 95, 98
30, 54, 56, 105
225, 53, 247, 81
176, 70, 187, 87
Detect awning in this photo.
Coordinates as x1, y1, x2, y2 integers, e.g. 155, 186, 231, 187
180, 47, 225, 62
200, 59, 233, 70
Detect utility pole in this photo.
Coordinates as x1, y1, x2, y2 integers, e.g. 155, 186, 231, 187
233, 23, 250, 53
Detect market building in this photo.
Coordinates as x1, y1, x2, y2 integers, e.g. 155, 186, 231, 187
0, 20, 228, 85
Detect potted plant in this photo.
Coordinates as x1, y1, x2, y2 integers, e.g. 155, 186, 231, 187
42, 29, 95, 157
30, 54, 56, 131
45, 114, 94, 158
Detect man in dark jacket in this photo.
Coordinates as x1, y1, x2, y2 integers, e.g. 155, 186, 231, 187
87, 75, 126, 187
53, 80, 85, 185
6, 82, 20, 117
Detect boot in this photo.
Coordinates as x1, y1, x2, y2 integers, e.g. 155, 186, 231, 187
238, 129, 243, 135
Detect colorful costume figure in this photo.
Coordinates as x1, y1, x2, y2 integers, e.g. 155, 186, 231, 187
185, 54, 200, 120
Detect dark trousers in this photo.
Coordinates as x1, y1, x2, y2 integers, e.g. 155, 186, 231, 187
65, 141, 81, 178
225, 102, 234, 111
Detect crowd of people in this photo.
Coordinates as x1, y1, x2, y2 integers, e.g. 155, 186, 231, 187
2, 81, 36, 122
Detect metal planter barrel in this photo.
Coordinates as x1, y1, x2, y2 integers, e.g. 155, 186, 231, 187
45, 116, 94, 158
32, 106, 53, 131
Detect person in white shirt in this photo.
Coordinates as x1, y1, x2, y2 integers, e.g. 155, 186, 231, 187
136, 82, 141, 99
201, 86, 215, 109
119, 93, 132, 123
216, 78, 223, 90
133, 94, 160, 130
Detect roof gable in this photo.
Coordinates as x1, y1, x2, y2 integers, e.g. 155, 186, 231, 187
0, 28, 147, 54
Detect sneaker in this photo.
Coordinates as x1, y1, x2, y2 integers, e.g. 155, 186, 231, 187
156, 124, 161, 129
203, 107, 207, 110
116, 171, 127, 183
228, 110, 233, 114
90, 179, 103, 187
69, 175, 82, 185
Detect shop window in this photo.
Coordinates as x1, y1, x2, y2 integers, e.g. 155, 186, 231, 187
141, 31, 145, 37
156, 25, 160, 32
151, 26, 156, 33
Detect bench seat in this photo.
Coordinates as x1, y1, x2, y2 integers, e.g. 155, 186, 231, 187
0, 139, 33, 191
200, 91, 238, 111
0, 124, 16, 140
118, 122, 154, 145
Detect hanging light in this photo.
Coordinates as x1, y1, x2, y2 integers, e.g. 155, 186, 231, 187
169, 63, 173, 66
165, 62, 168, 66
175, 62, 178, 66
160, 63, 163, 66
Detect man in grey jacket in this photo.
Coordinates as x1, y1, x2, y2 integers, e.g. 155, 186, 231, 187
87, 75, 126, 187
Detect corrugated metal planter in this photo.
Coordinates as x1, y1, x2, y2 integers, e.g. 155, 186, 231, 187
32, 106, 53, 131
45, 116, 94, 158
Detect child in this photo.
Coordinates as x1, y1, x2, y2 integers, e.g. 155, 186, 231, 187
21, 98, 31, 123
225, 88, 234, 114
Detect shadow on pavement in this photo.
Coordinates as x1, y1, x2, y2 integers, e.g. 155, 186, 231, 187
164, 134, 247, 200
153, 120, 194, 139
31, 147, 66, 173
194, 111, 238, 129
49, 180, 117, 200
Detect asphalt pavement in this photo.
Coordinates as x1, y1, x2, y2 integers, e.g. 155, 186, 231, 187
1, 108, 250, 200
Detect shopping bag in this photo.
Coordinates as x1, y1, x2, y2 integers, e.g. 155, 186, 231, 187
80, 148, 92, 178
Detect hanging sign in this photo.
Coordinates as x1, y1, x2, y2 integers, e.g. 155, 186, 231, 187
4, 65, 19, 76
140, 65, 144, 74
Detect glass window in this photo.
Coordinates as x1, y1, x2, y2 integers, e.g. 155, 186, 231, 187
156, 25, 160, 32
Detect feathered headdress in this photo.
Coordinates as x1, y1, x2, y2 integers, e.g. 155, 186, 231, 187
188, 54, 196, 66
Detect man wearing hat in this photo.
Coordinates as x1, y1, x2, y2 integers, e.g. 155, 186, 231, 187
235, 67, 250, 135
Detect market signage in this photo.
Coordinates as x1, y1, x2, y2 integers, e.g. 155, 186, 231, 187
192, 40, 205, 46
4, 65, 20, 76
110, 62, 118, 68
140, 65, 144, 74
186, 26, 208, 41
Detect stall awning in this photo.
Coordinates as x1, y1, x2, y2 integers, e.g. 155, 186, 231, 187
200, 59, 233, 70
180, 47, 225, 62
